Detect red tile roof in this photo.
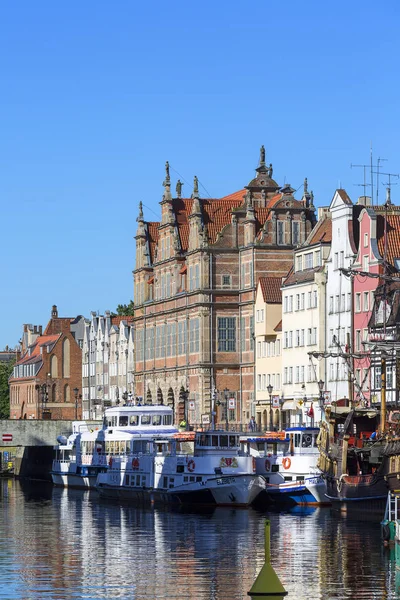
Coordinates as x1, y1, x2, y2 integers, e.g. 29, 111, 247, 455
274, 320, 282, 332
15, 334, 60, 366
377, 214, 400, 266
337, 189, 352, 205
147, 222, 160, 263
259, 277, 282, 304
306, 216, 332, 245
110, 316, 134, 326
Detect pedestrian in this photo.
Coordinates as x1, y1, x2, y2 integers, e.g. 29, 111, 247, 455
249, 416, 256, 432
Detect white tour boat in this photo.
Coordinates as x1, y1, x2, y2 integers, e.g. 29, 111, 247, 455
240, 427, 329, 506
96, 429, 265, 507
51, 404, 179, 489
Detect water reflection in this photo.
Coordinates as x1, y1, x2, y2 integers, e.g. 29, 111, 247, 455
0, 480, 399, 599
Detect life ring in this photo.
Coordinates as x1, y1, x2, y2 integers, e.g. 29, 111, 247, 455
282, 457, 291, 470
108, 457, 113, 467
187, 459, 196, 472
265, 459, 271, 472
132, 458, 140, 470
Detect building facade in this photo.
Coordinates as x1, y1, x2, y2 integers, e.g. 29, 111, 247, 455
280, 212, 331, 425
9, 306, 84, 420
325, 189, 361, 403
133, 149, 316, 426
82, 312, 134, 420
254, 277, 283, 430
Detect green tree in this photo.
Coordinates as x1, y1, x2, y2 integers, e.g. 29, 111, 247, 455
115, 300, 135, 316
0, 359, 14, 419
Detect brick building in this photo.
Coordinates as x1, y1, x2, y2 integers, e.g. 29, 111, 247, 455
133, 148, 316, 426
9, 306, 85, 420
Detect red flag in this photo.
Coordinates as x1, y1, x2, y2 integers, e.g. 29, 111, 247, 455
307, 402, 314, 418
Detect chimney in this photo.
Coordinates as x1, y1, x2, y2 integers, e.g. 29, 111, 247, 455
52, 305, 58, 318
357, 196, 372, 207
39, 326, 43, 335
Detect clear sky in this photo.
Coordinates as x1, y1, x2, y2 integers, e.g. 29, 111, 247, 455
1, 1, 399, 349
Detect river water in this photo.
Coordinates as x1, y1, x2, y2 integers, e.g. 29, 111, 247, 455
0, 479, 399, 600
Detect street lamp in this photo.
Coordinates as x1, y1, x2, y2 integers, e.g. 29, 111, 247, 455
73, 387, 79, 419
224, 388, 229, 431
267, 383, 273, 431
318, 379, 325, 413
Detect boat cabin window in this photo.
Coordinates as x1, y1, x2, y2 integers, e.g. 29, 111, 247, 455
152, 415, 162, 426
130, 415, 139, 426
103, 415, 118, 427
132, 440, 151, 454
219, 435, 228, 447
229, 435, 238, 448
141, 415, 151, 425
294, 434, 301, 448
163, 414, 172, 425
119, 416, 129, 427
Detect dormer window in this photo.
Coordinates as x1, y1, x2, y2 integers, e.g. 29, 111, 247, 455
304, 253, 313, 269
296, 256, 302, 271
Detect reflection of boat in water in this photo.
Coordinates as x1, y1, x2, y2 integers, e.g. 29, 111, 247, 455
317, 406, 387, 514
51, 404, 179, 489
96, 430, 265, 507
240, 427, 329, 506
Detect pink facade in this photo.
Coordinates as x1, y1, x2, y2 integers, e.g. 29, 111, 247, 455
352, 208, 381, 404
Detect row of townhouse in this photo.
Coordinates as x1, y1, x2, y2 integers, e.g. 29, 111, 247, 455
254, 188, 400, 430
8, 305, 135, 421
10, 148, 400, 429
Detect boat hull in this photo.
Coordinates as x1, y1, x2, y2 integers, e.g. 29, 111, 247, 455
97, 474, 264, 507
51, 471, 98, 489
261, 477, 328, 507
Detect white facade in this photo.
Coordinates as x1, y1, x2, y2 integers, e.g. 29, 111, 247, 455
281, 215, 331, 425
325, 190, 357, 403
82, 312, 134, 420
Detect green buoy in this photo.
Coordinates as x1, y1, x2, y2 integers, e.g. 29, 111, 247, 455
248, 519, 288, 599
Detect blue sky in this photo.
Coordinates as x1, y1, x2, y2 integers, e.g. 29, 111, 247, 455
1, 1, 399, 348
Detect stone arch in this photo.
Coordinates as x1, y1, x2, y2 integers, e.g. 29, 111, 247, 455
50, 355, 58, 378
64, 384, 70, 403
62, 338, 70, 377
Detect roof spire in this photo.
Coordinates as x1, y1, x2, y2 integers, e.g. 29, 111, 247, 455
304, 177, 308, 194
137, 201, 144, 222
164, 161, 170, 185
386, 186, 392, 205
162, 161, 172, 203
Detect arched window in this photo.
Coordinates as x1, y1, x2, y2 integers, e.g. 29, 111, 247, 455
50, 355, 58, 378
64, 384, 70, 403
52, 383, 56, 402
63, 338, 70, 378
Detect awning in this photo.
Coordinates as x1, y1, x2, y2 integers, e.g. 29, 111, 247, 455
281, 400, 299, 411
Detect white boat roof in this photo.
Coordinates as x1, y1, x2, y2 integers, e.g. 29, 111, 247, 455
104, 404, 173, 414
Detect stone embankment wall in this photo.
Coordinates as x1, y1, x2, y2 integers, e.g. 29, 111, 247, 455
0, 420, 101, 481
